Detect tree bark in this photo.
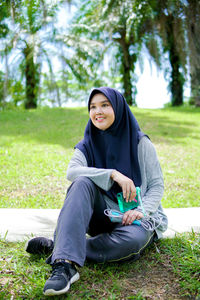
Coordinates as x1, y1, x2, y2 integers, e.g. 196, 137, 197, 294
116, 31, 136, 106
3, 46, 9, 107
121, 50, 134, 106
166, 15, 184, 106
186, 0, 200, 107
23, 44, 39, 109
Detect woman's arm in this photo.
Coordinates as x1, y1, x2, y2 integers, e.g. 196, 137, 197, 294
112, 137, 164, 225
66, 148, 114, 191
137, 137, 164, 215
110, 170, 136, 202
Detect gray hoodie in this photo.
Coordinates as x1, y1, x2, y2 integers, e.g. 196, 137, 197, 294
67, 136, 168, 238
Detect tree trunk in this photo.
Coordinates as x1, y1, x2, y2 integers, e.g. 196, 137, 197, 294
169, 52, 184, 106
186, 0, 200, 107
23, 45, 39, 109
190, 70, 200, 107
115, 31, 136, 106
166, 15, 184, 106
3, 46, 9, 107
121, 51, 134, 106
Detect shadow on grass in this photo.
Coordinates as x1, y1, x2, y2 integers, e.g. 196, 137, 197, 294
133, 109, 200, 145
0, 107, 200, 149
0, 107, 89, 149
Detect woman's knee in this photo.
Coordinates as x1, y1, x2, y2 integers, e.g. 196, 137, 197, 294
86, 226, 154, 263
71, 176, 95, 189
66, 176, 98, 205
66, 176, 96, 195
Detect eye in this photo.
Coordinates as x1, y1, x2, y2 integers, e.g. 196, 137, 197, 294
102, 103, 109, 107
90, 105, 96, 110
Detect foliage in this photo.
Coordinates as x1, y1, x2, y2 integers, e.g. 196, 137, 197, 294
0, 0, 61, 108
146, 0, 200, 107
0, 0, 108, 109
98, 0, 200, 107
0, 0, 10, 38
147, 0, 187, 106
0, 0, 200, 108
71, 0, 157, 105
100, 0, 188, 107
9, 79, 26, 105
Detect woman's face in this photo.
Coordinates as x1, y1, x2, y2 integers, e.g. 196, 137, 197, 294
89, 93, 115, 131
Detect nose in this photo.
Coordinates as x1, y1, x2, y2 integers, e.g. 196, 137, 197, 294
96, 106, 103, 113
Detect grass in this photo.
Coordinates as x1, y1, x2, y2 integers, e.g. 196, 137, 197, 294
0, 232, 199, 299
0, 106, 200, 208
0, 106, 200, 299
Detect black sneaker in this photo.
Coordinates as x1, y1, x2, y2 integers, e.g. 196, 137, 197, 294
25, 237, 54, 255
43, 260, 80, 296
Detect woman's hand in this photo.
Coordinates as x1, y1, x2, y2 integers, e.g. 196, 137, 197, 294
122, 210, 144, 226
111, 170, 136, 202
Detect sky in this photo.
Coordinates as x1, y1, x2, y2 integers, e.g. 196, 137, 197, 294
136, 60, 169, 108
135, 59, 170, 108
135, 58, 190, 109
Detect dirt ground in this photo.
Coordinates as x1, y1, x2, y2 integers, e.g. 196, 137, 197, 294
119, 263, 190, 300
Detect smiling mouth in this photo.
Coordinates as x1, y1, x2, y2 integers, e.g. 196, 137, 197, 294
96, 117, 105, 121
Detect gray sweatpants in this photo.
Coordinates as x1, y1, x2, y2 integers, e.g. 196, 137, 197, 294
50, 177, 155, 267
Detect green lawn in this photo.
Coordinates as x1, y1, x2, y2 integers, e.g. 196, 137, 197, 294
0, 106, 200, 299
0, 232, 199, 299
0, 106, 200, 208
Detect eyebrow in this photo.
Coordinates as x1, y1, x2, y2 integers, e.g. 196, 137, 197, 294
90, 100, 110, 106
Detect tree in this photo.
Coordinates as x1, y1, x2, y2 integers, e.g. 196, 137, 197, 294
157, 10, 185, 106
137, 0, 186, 106
1, 0, 106, 108
0, 1, 10, 38
23, 42, 40, 108
0, 0, 62, 109
0, 0, 12, 107
100, 0, 188, 107
0, 71, 5, 104
185, 0, 200, 107
152, 0, 200, 107
71, 0, 156, 105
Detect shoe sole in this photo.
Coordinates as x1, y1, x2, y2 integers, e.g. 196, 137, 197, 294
43, 272, 80, 296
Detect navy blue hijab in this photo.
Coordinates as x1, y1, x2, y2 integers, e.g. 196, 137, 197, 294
75, 87, 145, 202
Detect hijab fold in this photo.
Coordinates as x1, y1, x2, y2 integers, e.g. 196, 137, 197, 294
75, 87, 146, 202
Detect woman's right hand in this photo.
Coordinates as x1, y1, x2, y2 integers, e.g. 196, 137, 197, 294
111, 170, 136, 202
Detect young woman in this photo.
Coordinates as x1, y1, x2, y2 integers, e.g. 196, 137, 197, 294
26, 87, 168, 296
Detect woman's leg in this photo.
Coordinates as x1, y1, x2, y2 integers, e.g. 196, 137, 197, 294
50, 176, 95, 266
50, 176, 114, 267
86, 224, 155, 263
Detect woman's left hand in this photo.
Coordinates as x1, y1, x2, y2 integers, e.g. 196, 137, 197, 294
122, 210, 144, 226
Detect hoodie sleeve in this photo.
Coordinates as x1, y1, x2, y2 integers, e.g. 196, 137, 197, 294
137, 136, 164, 215
66, 148, 114, 191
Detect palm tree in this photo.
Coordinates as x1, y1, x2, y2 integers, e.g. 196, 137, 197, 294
99, 0, 188, 106
1, 0, 106, 108
1, 0, 63, 108
71, 0, 155, 105
0, 0, 11, 107
139, 0, 187, 106
185, 0, 200, 107
151, 0, 200, 107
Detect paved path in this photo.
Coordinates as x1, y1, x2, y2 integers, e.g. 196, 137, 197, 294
0, 208, 199, 242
